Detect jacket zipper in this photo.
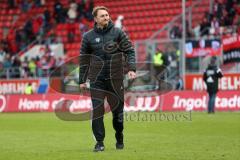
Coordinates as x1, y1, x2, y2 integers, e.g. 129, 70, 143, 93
102, 33, 108, 80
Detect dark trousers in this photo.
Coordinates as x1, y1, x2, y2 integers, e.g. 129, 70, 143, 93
154, 66, 165, 90
90, 79, 124, 143
208, 93, 216, 113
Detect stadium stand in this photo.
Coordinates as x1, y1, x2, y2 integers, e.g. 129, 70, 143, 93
0, 0, 209, 57
95, 0, 210, 40
0, 0, 239, 79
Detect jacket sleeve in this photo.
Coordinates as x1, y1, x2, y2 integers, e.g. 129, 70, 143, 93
203, 70, 207, 82
79, 34, 91, 84
118, 29, 136, 72
216, 68, 223, 78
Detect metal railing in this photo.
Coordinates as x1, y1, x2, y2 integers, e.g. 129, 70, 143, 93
149, 0, 205, 40
0, 66, 62, 79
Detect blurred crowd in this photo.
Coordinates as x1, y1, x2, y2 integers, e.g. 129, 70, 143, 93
2, 0, 239, 80
199, 0, 239, 37
4, 0, 93, 53
1, 0, 94, 78
170, 0, 240, 39
0, 44, 65, 78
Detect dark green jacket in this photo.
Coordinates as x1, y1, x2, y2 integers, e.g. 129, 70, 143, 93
203, 65, 223, 94
79, 21, 136, 84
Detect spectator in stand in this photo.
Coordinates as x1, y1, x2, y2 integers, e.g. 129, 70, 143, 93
32, 16, 44, 37
21, 0, 31, 12
36, 56, 43, 76
15, 29, 22, 47
34, 0, 42, 7
225, 0, 234, 13
2, 55, 12, 78
3, 55, 12, 70
170, 22, 182, 39
175, 75, 183, 90
37, 54, 56, 76
200, 17, 211, 37
84, 0, 94, 20
79, 23, 89, 35
1, 40, 9, 54
210, 16, 220, 35
11, 56, 21, 78
21, 57, 30, 77
43, 9, 52, 32
6, 29, 15, 53
0, 62, 3, 78
54, 0, 65, 23
171, 20, 192, 38
6, 30, 18, 55
8, 0, 16, 9
56, 57, 65, 68
115, 15, 124, 29
45, 45, 54, 56
185, 20, 193, 38
222, 10, 233, 26
238, 17, 240, 34
41, 0, 46, 6
24, 18, 35, 43
67, 1, 78, 42
227, 3, 236, 18
225, 7, 236, 26
67, 23, 76, 42
165, 45, 179, 76
213, 0, 223, 21
47, 55, 56, 71
67, 0, 78, 22
0, 45, 6, 63
38, 55, 47, 71
36, 45, 56, 75
237, 2, 240, 13
9, 40, 18, 55
18, 28, 28, 51
77, 0, 85, 20
204, 11, 213, 24
45, 31, 61, 45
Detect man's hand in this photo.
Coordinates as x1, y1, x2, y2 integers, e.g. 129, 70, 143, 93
79, 83, 87, 89
128, 71, 136, 80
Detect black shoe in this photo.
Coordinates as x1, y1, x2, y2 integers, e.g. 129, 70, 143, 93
93, 142, 104, 152
208, 111, 215, 114
115, 133, 123, 144
116, 142, 124, 150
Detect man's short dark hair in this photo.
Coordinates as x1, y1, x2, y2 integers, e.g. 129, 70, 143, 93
92, 6, 109, 17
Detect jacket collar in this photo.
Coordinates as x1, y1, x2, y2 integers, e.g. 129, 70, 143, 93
94, 20, 114, 34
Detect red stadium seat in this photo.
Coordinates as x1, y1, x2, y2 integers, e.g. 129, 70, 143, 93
0, 0, 211, 62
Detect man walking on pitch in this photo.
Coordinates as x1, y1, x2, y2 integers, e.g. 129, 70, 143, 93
203, 57, 223, 114
79, 6, 136, 152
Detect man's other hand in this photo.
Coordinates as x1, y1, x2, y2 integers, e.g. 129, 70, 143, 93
128, 71, 136, 80
79, 83, 87, 89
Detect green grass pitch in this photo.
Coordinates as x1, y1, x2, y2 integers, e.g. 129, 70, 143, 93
0, 112, 239, 160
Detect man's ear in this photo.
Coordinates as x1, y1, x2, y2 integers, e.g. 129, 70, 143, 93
94, 17, 97, 23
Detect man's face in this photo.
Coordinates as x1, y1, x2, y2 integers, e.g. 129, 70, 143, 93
94, 9, 110, 27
